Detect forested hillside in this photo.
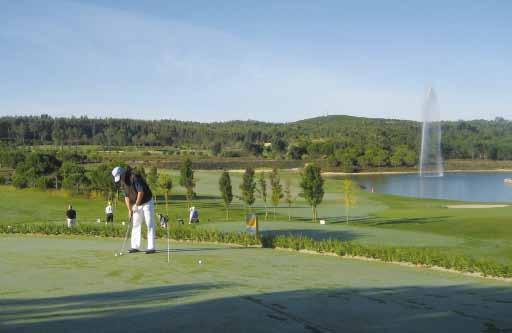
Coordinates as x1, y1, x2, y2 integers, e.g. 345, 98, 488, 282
1, 115, 511, 171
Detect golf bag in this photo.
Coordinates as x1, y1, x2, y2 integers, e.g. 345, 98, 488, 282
157, 213, 169, 228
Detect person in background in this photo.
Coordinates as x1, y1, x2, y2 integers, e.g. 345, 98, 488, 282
189, 206, 199, 224
66, 204, 76, 228
105, 201, 114, 223
157, 213, 169, 228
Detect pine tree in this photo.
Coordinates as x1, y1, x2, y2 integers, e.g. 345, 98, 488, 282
269, 168, 283, 218
342, 178, 357, 223
284, 179, 295, 221
159, 174, 173, 215
219, 170, 233, 220
256, 171, 268, 220
300, 164, 324, 223
239, 167, 256, 211
179, 158, 195, 207
147, 166, 158, 189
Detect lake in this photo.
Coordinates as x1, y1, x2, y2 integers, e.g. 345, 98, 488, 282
343, 172, 512, 203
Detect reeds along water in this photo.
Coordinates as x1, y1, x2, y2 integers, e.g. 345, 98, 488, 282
419, 88, 444, 177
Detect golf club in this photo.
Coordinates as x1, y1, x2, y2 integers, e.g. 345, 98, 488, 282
117, 213, 132, 256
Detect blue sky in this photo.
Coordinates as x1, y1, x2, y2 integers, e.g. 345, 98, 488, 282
1, 0, 511, 122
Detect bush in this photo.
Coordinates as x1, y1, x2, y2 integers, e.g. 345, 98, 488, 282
35, 176, 54, 189
12, 174, 29, 188
265, 234, 512, 278
0, 223, 260, 247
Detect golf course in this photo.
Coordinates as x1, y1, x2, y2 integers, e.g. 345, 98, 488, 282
2, 169, 512, 332
3, 2, 512, 330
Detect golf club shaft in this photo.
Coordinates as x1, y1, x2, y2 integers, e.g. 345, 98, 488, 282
167, 224, 170, 263
120, 214, 132, 254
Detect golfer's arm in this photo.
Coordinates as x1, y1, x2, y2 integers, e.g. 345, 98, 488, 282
135, 192, 144, 206
125, 197, 131, 212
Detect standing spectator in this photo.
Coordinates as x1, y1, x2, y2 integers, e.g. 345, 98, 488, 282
66, 204, 76, 228
105, 201, 114, 223
189, 206, 199, 224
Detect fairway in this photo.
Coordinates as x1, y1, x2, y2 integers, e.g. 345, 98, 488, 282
1, 235, 511, 333
4, 178, 512, 267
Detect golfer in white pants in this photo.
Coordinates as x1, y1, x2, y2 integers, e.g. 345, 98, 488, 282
112, 166, 156, 254
130, 200, 156, 251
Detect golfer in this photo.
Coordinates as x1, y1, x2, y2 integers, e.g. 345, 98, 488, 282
105, 201, 114, 223
112, 166, 156, 254
66, 204, 76, 228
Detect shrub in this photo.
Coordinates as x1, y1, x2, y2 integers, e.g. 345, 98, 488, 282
0, 223, 260, 247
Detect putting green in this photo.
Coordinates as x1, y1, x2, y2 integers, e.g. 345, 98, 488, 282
1, 235, 511, 332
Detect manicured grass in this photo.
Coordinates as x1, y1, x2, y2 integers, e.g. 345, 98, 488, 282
1, 235, 511, 332
1, 167, 512, 266
4, 222, 510, 278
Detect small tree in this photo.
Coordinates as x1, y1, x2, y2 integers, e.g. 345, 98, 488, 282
159, 174, 173, 215
256, 171, 268, 220
269, 168, 283, 218
239, 167, 256, 211
180, 158, 195, 207
284, 179, 295, 221
218, 170, 233, 220
60, 161, 89, 193
342, 178, 357, 224
147, 166, 158, 189
89, 163, 116, 200
300, 164, 324, 223
211, 142, 222, 156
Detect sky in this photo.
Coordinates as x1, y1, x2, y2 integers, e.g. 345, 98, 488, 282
1, 0, 511, 122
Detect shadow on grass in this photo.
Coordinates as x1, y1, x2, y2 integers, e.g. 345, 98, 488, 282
260, 229, 359, 242
153, 247, 251, 254
293, 216, 372, 224
359, 216, 452, 227
1, 284, 511, 332
154, 194, 220, 203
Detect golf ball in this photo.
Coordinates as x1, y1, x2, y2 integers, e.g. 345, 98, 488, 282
115, 253, 118, 257
198, 260, 203, 264
119, 253, 123, 256
122, 222, 125, 226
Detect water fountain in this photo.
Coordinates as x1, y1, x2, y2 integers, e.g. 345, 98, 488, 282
419, 88, 444, 177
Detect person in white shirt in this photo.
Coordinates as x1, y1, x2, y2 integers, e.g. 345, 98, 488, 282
105, 201, 114, 223
189, 206, 199, 224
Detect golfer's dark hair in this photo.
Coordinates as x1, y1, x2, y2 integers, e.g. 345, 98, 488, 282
123, 166, 133, 182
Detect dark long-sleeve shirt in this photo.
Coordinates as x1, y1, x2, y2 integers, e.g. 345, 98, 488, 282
66, 209, 76, 219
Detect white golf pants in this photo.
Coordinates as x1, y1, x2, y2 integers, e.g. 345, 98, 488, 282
131, 200, 156, 251
67, 218, 76, 228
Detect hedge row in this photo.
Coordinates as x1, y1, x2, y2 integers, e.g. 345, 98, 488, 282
0, 223, 260, 247
1, 223, 511, 278
268, 234, 512, 278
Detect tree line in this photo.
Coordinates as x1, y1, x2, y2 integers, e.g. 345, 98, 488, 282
2, 115, 512, 171
1, 146, 337, 222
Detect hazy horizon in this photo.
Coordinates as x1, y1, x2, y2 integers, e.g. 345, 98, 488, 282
1, 0, 511, 122
2, 112, 509, 124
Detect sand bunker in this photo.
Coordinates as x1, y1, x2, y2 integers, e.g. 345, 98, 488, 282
446, 204, 509, 209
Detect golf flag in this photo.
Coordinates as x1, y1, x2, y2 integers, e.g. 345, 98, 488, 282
246, 214, 258, 235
